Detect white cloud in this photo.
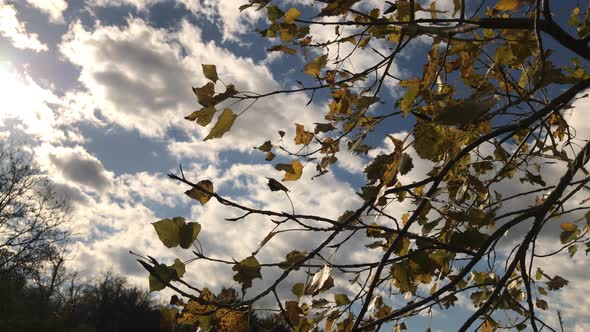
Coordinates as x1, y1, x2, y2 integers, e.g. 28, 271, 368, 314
24, 0, 68, 23
0, 1, 48, 51
59, 18, 327, 160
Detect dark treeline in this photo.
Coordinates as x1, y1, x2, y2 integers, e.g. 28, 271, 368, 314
0, 265, 291, 332
0, 267, 163, 332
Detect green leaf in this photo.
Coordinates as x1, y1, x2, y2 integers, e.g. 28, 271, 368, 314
180, 222, 201, 249
148, 260, 184, 292
279, 250, 307, 270
232, 256, 262, 291
334, 293, 350, 306
291, 283, 304, 299
494, 45, 517, 65
204, 108, 237, 140
266, 5, 284, 21
202, 64, 218, 83
152, 217, 186, 248
434, 96, 497, 125
170, 258, 186, 278
400, 79, 420, 117
185, 180, 214, 204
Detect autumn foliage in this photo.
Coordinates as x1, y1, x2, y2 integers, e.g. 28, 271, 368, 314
140, 1, 590, 331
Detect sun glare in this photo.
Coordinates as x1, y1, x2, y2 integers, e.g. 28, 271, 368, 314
0, 61, 59, 141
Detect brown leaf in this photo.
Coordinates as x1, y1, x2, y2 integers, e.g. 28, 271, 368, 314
185, 180, 214, 204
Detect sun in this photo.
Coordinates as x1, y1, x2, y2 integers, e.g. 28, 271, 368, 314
0, 61, 33, 119
0, 61, 60, 141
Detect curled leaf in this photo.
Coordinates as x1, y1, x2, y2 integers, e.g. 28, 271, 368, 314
267, 177, 289, 192
185, 180, 214, 204
305, 264, 332, 295
193, 82, 215, 107
276, 160, 304, 181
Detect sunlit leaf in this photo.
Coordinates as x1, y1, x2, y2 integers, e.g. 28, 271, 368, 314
334, 293, 350, 306
204, 108, 237, 140
304, 55, 328, 77
185, 180, 214, 205
185, 107, 216, 127
295, 123, 314, 145
152, 217, 185, 248
305, 264, 332, 295
202, 64, 218, 83
232, 256, 262, 291
560, 222, 577, 232
400, 79, 420, 117
319, 0, 361, 16
276, 160, 303, 181
284, 7, 301, 24
495, 0, 531, 11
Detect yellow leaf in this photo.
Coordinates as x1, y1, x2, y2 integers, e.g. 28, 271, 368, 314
184, 107, 216, 127
204, 108, 237, 140
268, 45, 297, 55
560, 222, 578, 232
304, 54, 328, 77
284, 7, 301, 24
279, 23, 297, 42
295, 123, 314, 145
495, 0, 530, 11
401, 213, 410, 225
494, 45, 516, 65
276, 160, 304, 181
400, 79, 420, 117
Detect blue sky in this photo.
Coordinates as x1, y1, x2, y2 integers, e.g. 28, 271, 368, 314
2, 0, 590, 330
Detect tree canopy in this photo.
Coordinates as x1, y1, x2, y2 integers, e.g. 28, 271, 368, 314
140, 1, 590, 331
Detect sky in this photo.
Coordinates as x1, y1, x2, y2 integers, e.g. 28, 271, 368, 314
1, 0, 590, 331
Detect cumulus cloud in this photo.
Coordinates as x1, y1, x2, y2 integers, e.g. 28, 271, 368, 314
45, 145, 113, 192
24, 0, 68, 23
59, 18, 327, 162
0, 1, 48, 51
